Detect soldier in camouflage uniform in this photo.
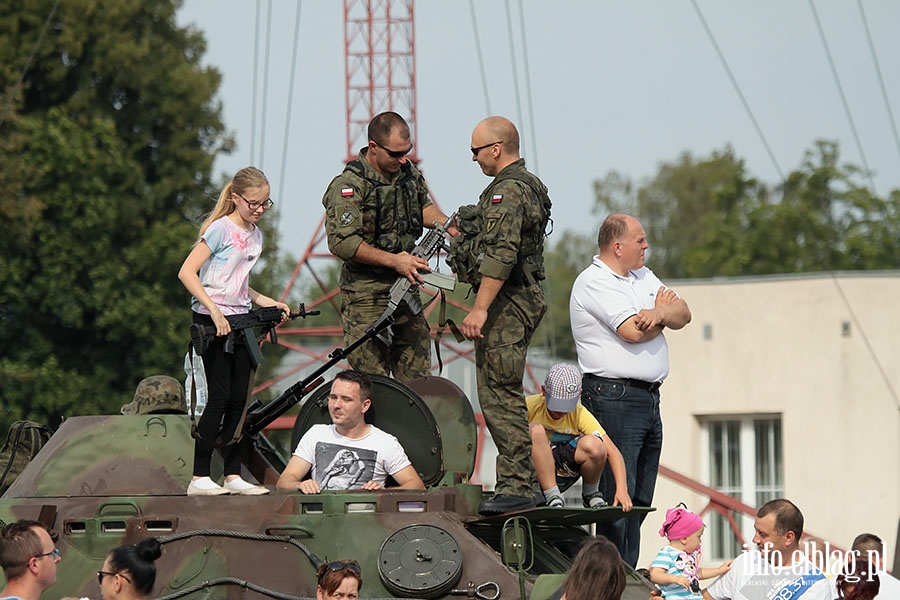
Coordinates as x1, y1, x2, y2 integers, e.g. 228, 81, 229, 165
121, 375, 187, 415
322, 112, 455, 383
458, 116, 552, 515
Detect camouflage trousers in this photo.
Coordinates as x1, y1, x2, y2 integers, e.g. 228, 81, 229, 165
341, 288, 432, 384
475, 283, 546, 497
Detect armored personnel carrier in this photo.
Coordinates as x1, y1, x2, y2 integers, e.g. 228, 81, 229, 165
0, 367, 656, 600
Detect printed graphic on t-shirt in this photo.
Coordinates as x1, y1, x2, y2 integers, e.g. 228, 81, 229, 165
738, 571, 822, 600
314, 442, 376, 490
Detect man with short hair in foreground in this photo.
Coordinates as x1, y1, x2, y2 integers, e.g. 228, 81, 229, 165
703, 498, 832, 600
0, 519, 60, 600
277, 370, 424, 493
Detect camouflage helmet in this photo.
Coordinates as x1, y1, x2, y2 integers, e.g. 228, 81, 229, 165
121, 376, 187, 415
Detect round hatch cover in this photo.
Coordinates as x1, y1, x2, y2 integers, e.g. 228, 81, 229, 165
379, 524, 463, 598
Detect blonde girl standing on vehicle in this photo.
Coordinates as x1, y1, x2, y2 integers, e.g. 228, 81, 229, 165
178, 166, 289, 496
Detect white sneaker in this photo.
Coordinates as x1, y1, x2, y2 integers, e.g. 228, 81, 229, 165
223, 477, 270, 496
187, 477, 230, 496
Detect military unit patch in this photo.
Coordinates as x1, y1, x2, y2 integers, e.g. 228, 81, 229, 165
339, 205, 359, 226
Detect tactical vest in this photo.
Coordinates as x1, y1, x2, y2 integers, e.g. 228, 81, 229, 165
449, 167, 552, 287
343, 159, 424, 268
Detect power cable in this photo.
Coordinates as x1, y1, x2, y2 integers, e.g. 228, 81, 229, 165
516, 0, 539, 175
259, 0, 274, 168
856, 0, 900, 167
250, 0, 262, 163
275, 1, 304, 241
0, 0, 61, 130
690, 0, 785, 183
503, 0, 524, 131
831, 276, 899, 413
512, 3, 553, 356
468, 0, 492, 116
807, 0, 877, 195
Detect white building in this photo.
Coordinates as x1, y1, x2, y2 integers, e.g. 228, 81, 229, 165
645, 271, 899, 572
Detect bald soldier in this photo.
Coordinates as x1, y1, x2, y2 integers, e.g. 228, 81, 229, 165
454, 116, 552, 515
322, 112, 456, 383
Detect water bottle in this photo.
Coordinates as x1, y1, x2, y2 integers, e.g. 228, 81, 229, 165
183, 350, 208, 416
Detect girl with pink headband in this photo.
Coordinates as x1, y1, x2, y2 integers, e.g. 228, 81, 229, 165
649, 503, 733, 599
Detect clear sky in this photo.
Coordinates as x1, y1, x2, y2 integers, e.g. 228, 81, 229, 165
176, 1, 900, 261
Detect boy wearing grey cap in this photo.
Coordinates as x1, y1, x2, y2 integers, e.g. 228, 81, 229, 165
527, 363, 633, 510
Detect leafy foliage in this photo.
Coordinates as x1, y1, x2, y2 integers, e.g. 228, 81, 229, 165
0, 0, 261, 430
593, 140, 900, 279
538, 140, 900, 356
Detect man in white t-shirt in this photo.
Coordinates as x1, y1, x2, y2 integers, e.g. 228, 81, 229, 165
703, 499, 832, 600
850, 532, 900, 600
276, 370, 425, 493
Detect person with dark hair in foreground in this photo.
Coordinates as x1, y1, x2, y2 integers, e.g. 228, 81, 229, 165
561, 536, 626, 600
317, 559, 362, 600
0, 520, 60, 600
98, 538, 163, 600
835, 559, 880, 600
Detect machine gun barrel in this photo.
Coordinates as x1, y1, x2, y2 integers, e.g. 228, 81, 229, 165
243, 316, 394, 437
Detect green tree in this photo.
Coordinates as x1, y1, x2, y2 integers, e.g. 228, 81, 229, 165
593, 140, 900, 279
0, 0, 257, 431
536, 231, 596, 360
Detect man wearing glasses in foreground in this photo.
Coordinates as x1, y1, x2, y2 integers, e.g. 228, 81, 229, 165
322, 111, 456, 383
0, 519, 60, 600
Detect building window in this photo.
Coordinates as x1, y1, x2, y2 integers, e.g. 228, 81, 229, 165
704, 416, 783, 561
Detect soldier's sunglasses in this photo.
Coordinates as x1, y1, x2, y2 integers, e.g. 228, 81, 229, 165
374, 141, 413, 159
470, 140, 503, 157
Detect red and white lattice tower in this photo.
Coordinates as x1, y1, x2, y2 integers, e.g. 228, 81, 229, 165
344, 0, 418, 163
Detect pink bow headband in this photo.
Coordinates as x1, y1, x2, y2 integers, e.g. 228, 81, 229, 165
659, 504, 703, 540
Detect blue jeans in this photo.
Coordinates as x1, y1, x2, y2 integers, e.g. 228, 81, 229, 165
581, 375, 663, 568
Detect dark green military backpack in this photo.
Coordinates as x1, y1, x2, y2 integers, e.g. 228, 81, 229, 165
447, 203, 483, 286
0, 420, 54, 495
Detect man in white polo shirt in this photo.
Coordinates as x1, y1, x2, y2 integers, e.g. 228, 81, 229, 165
569, 213, 691, 567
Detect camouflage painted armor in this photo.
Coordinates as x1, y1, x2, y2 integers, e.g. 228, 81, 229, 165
472, 159, 551, 498
322, 149, 433, 381
121, 375, 187, 415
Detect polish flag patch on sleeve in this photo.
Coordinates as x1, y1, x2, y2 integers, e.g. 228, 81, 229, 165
341, 188, 354, 197
491, 194, 503, 203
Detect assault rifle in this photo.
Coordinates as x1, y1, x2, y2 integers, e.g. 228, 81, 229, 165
190, 304, 320, 368
243, 315, 394, 436
372, 212, 458, 341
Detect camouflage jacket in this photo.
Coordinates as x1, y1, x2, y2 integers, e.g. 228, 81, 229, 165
474, 159, 551, 287
322, 149, 432, 291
